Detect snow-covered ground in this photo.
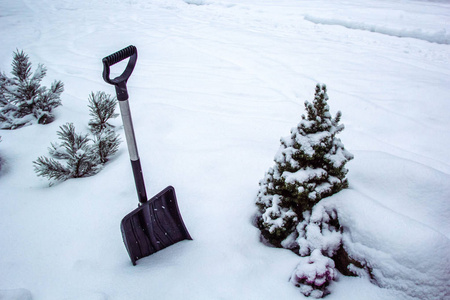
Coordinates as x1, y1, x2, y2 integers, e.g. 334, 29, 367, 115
1, 0, 449, 299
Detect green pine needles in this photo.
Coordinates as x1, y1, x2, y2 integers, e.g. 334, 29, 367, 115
0, 50, 64, 129
33, 92, 121, 183
255, 84, 354, 247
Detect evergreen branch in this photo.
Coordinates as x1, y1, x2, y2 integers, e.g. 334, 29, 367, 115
48, 142, 71, 159
31, 64, 47, 84
69, 148, 98, 178
94, 129, 121, 164
33, 156, 71, 181
56, 123, 90, 157
50, 80, 64, 98
88, 91, 118, 134
0, 72, 12, 106
11, 50, 32, 82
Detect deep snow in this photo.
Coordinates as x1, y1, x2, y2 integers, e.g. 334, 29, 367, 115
1, 0, 449, 299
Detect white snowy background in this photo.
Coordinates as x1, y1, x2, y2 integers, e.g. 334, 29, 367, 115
0, 0, 449, 299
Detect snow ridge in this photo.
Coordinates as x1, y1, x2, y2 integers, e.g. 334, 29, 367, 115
304, 14, 450, 45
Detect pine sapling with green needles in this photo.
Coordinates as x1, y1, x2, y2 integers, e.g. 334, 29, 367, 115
33, 91, 121, 183
88, 91, 120, 164
34, 123, 99, 181
0, 50, 63, 129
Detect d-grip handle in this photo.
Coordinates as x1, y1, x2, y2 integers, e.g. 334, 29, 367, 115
102, 45, 137, 101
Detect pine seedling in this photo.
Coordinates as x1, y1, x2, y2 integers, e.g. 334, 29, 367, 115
0, 50, 64, 129
88, 91, 118, 134
34, 123, 99, 181
34, 91, 122, 183
88, 91, 121, 163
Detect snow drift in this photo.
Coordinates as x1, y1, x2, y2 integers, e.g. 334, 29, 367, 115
333, 151, 450, 299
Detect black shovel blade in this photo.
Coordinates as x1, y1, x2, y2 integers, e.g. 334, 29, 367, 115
120, 186, 192, 265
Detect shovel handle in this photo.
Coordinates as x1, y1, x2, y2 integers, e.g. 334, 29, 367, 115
102, 46, 148, 204
102, 45, 137, 101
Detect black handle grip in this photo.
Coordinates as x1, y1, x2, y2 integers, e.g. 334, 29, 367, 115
103, 45, 137, 66
102, 45, 138, 101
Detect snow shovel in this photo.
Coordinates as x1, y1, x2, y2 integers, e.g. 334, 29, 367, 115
102, 45, 192, 265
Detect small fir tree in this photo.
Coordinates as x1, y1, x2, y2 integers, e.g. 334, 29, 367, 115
88, 91, 120, 164
255, 84, 353, 247
34, 123, 99, 181
0, 50, 63, 129
33, 91, 121, 183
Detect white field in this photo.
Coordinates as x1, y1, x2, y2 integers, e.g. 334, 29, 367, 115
1, 0, 449, 299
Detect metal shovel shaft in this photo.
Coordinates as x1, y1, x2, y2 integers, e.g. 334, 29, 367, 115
119, 99, 148, 204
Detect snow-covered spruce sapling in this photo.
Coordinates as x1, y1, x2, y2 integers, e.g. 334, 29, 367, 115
34, 123, 99, 181
255, 84, 353, 247
0, 50, 63, 129
255, 84, 353, 297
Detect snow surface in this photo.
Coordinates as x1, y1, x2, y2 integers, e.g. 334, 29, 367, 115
1, 0, 450, 299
